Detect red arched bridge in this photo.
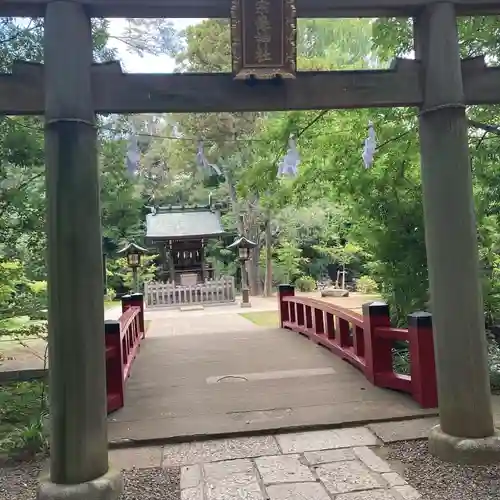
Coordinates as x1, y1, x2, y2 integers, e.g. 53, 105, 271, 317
104, 286, 438, 444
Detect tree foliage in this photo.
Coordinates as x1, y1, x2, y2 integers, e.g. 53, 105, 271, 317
3, 15, 500, 332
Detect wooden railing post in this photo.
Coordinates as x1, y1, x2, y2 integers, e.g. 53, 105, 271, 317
122, 293, 145, 338
408, 311, 438, 408
278, 284, 295, 328
105, 320, 124, 413
362, 301, 392, 384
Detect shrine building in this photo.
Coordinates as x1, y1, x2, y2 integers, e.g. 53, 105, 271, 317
145, 204, 226, 285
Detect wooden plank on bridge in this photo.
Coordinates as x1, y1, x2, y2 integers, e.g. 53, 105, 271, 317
1, 0, 500, 18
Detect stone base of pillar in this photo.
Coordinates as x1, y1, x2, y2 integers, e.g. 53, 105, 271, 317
429, 425, 500, 465
37, 467, 122, 500
240, 288, 251, 308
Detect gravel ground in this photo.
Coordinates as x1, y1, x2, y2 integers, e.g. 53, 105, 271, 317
0, 461, 42, 500
120, 467, 180, 500
0, 461, 180, 500
385, 440, 500, 500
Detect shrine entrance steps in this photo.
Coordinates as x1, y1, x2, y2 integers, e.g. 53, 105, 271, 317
107, 306, 438, 446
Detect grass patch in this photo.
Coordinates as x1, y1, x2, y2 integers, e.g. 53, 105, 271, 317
0, 381, 48, 460
240, 311, 279, 328
104, 300, 119, 310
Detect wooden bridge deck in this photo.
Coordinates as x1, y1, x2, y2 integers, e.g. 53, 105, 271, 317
107, 306, 437, 445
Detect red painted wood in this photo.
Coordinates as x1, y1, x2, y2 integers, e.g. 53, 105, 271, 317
277, 285, 295, 327
280, 286, 437, 409
362, 302, 392, 385
408, 312, 438, 408
376, 372, 412, 392
354, 325, 365, 358
297, 302, 305, 327
375, 326, 409, 341
338, 317, 351, 347
326, 313, 335, 339
305, 305, 313, 330
314, 308, 325, 335
104, 320, 124, 413
105, 295, 146, 414
122, 293, 146, 338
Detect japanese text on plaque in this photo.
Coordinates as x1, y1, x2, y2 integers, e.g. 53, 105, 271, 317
254, 0, 272, 63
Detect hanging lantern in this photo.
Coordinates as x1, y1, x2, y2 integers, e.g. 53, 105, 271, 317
362, 121, 377, 169
230, 0, 297, 80
277, 135, 300, 178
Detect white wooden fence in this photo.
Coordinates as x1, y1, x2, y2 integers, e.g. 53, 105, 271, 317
145, 277, 236, 308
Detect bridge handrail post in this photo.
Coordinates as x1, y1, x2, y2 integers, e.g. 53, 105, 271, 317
122, 293, 145, 338
104, 319, 125, 412
408, 311, 438, 408
278, 284, 295, 328
362, 301, 392, 384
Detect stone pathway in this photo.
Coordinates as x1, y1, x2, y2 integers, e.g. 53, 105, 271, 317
110, 426, 421, 500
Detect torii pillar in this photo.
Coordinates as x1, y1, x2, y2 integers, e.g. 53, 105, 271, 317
38, 2, 121, 498
415, 3, 500, 463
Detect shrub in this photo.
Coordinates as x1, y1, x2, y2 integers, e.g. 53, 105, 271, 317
0, 381, 48, 460
0, 317, 47, 339
489, 340, 500, 393
393, 337, 500, 394
356, 276, 379, 294
295, 276, 316, 292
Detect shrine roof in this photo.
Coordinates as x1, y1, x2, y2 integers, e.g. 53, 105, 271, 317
145, 206, 225, 240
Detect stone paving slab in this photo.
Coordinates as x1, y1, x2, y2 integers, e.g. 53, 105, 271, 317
368, 417, 440, 443
181, 486, 204, 500
110, 445, 163, 470
304, 447, 357, 465
336, 490, 400, 500
110, 426, 423, 500
161, 436, 280, 467
353, 446, 393, 473
393, 484, 422, 499
267, 482, 331, 500
180, 465, 202, 490
204, 459, 263, 500
276, 427, 378, 454
254, 454, 314, 484
316, 460, 384, 494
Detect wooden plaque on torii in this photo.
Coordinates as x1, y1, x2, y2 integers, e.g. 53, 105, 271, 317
230, 0, 297, 80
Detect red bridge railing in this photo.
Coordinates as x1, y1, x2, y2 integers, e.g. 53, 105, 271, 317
278, 285, 437, 408
105, 293, 145, 413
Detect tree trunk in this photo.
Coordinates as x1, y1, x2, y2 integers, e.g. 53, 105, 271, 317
248, 247, 261, 295
264, 211, 273, 296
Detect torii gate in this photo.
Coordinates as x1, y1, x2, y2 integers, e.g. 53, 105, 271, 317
2, 0, 500, 498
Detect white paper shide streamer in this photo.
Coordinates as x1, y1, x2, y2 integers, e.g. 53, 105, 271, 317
196, 141, 222, 176
362, 121, 376, 168
125, 129, 141, 176
277, 135, 300, 178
